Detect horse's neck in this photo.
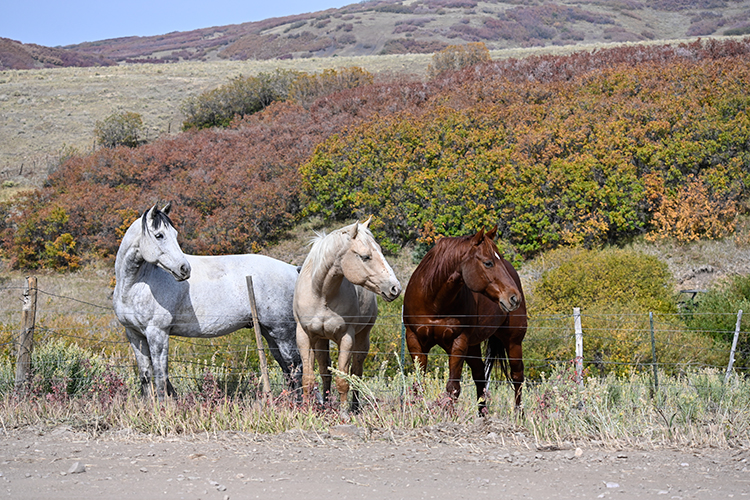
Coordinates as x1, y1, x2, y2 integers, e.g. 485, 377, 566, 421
425, 246, 466, 308
115, 222, 147, 289
310, 254, 347, 303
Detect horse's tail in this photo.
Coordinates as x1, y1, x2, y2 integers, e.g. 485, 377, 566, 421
484, 335, 510, 385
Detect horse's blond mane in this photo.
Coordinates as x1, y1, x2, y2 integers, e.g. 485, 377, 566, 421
303, 223, 374, 283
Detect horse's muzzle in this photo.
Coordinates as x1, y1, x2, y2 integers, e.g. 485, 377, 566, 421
499, 293, 520, 312
381, 283, 402, 302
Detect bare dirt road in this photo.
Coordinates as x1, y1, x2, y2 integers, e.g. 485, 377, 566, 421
2, 423, 748, 500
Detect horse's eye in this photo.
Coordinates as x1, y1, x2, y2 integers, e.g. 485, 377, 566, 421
155, 233, 164, 240
484, 260, 494, 268
360, 254, 372, 262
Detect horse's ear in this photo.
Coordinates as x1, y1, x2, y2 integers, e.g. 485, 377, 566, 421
146, 204, 158, 225
471, 227, 485, 246
161, 202, 172, 215
362, 216, 372, 229
348, 221, 360, 238
486, 225, 498, 240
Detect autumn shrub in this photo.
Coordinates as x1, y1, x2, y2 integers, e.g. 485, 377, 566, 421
94, 111, 146, 148
301, 50, 750, 255
427, 42, 491, 78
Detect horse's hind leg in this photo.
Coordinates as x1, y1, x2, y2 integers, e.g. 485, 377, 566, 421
125, 328, 154, 398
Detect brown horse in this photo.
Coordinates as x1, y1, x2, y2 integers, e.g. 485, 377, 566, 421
402, 227, 527, 411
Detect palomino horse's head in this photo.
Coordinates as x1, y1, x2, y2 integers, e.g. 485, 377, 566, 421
139, 203, 191, 281
340, 218, 402, 302
460, 227, 521, 312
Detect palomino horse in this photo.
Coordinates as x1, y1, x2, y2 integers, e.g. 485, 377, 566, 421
293, 219, 401, 413
113, 204, 302, 400
402, 227, 527, 411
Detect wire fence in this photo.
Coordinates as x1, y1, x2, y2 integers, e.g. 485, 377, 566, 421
1, 277, 748, 399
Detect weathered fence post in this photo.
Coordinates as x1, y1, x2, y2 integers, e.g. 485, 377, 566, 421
725, 309, 743, 383
574, 307, 583, 386
15, 276, 37, 393
649, 311, 659, 393
246, 276, 272, 399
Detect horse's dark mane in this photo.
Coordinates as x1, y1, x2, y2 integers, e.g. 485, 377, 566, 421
141, 208, 174, 234
419, 234, 492, 294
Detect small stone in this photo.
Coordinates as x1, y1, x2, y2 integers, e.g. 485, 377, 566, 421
575, 448, 583, 458
68, 462, 86, 474
605, 481, 619, 489
329, 424, 360, 438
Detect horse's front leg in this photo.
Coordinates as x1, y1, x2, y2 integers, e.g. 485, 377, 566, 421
446, 333, 469, 401
126, 328, 154, 398
465, 343, 488, 415
347, 328, 372, 414
296, 323, 316, 404
313, 338, 332, 405
334, 332, 357, 410
145, 326, 172, 400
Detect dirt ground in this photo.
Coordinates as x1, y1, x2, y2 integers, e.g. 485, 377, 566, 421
2, 423, 748, 500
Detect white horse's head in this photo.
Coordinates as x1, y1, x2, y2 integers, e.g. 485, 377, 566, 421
139, 203, 191, 281
340, 218, 402, 302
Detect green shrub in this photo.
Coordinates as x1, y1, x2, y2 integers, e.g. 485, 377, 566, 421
181, 69, 301, 130
523, 248, 721, 377
94, 111, 146, 148
29, 339, 107, 397
683, 275, 750, 369
289, 67, 374, 108
427, 42, 491, 78
531, 247, 677, 315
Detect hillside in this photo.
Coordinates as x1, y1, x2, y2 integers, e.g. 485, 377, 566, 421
62, 0, 750, 62
3, 0, 750, 68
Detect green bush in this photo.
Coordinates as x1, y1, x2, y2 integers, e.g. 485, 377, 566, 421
531, 248, 677, 315
427, 42, 491, 78
94, 111, 146, 148
683, 275, 750, 369
181, 69, 301, 130
523, 248, 721, 377
29, 339, 107, 397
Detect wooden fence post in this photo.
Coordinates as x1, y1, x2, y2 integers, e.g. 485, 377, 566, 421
15, 276, 37, 393
246, 276, 272, 399
574, 307, 583, 386
649, 312, 659, 393
725, 309, 743, 383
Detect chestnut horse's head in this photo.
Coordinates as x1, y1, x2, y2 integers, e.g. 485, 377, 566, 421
460, 226, 521, 312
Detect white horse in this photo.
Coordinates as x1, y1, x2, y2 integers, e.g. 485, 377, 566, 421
113, 204, 301, 400
293, 219, 401, 413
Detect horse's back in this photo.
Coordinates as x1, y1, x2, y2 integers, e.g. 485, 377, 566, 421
178, 254, 298, 333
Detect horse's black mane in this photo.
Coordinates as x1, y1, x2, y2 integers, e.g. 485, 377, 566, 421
141, 207, 174, 233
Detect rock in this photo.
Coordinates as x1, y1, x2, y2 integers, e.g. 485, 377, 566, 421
68, 462, 85, 474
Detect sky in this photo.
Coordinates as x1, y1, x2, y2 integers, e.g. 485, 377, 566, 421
1, 1, 356, 47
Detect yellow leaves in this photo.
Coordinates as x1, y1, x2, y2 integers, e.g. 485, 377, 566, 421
645, 174, 738, 243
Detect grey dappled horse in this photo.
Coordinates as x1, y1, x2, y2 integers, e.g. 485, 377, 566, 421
293, 219, 401, 415
113, 204, 301, 400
